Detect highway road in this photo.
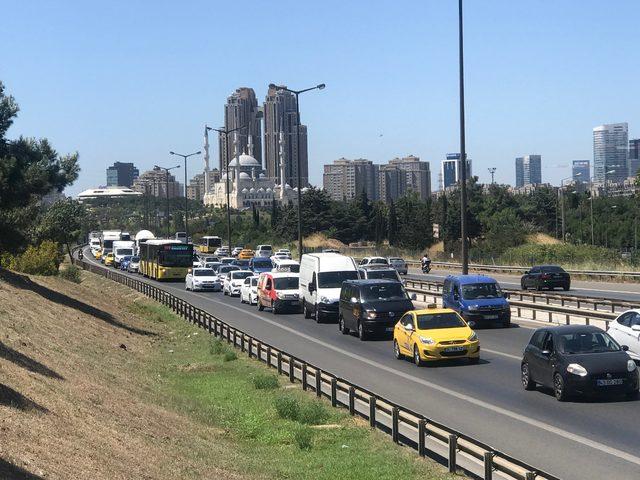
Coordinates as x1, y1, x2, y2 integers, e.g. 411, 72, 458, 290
407, 268, 640, 304
85, 251, 640, 480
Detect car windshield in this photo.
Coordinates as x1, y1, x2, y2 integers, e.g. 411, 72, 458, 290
130, 256, 139, 262
252, 259, 272, 268
194, 269, 215, 276
461, 283, 502, 299
117, 248, 134, 256
274, 277, 299, 290
219, 266, 239, 274
559, 332, 621, 354
122, 256, 132, 261
360, 283, 408, 301
231, 271, 253, 280
541, 266, 565, 273
233, 260, 250, 267
318, 270, 359, 288
417, 312, 466, 330
366, 270, 399, 280
389, 258, 403, 263
369, 258, 388, 264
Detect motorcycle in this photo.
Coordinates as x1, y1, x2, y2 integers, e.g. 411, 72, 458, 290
78, 250, 84, 260
421, 261, 431, 274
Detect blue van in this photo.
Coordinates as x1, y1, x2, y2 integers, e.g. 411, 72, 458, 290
249, 257, 273, 274
442, 275, 511, 328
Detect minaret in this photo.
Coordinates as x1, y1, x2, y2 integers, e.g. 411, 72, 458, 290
279, 130, 286, 200
203, 125, 210, 194
248, 134, 254, 157
234, 132, 240, 193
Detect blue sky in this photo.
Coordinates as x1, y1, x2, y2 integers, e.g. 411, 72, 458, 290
2, 0, 639, 195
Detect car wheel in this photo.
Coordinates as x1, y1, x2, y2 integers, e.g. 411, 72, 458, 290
338, 316, 349, 335
563, 284, 570, 291
502, 320, 511, 328
357, 322, 368, 341
553, 373, 568, 401
521, 363, 536, 390
413, 345, 423, 367
521, 281, 527, 290
272, 305, 278, 314
258, 301, 264, 311
536, 282, 543, 291
303, 301, 311, 319
314, 306, 321, 324
626, 390, 639, 401
393, 340, 403, 359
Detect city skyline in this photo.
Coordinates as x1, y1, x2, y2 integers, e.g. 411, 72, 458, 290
3, 1, 640, 196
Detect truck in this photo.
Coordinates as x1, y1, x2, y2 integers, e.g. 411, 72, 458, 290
112, 240, 136, 268
101, 230, 122, 257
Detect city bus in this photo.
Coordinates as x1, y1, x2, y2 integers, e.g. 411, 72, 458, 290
197, 236, 223, 254
139, 239, 194, 280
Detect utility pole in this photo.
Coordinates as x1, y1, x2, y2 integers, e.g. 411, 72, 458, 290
487, 167, 496, 184
458, 0, 469, 274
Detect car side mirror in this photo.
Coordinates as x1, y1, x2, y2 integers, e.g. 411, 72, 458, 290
541, 349, 551, 356
411, 293, 417, 300
504, 293, 510, 299
350, 297, 358, 304
453, 293, 459, 301
308, 283, 315, 293
632, 325, 640, 332
524, 271, 529, 275
404, 323, 414, 332
622, 345, 630, 351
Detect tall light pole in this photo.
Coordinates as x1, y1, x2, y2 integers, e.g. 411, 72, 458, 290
559, 176, 575, 242
458, 0, 469, 274
170, 150, 201, 242
207, 112, 263, 251
269, 83, 325, 260
587, 170, 615, 246
154, 165, 180, 238
487, 167, 496, 184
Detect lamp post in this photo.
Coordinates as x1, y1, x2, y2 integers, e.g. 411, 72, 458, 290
559, 176, 575, 242
269, 83, 325, 260
207, 112, 263, 251
587, 170, 615, 245
170, 150, 201, 242
154, 165, 180, 238
457, 0, 469, 274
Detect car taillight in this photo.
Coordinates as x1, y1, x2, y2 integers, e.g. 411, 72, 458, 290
541, 274, 550, 279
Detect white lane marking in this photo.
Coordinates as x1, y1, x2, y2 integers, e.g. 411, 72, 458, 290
481, 348, 521, 360
191, 291, 640, 467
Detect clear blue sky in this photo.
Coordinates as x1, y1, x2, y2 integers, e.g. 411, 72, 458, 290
3, 0, 639, 195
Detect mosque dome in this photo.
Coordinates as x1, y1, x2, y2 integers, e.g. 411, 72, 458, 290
239, 172, 251, 180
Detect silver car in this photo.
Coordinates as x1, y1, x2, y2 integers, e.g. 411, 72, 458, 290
388, 257, 408, 275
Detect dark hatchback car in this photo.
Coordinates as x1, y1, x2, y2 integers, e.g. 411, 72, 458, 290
521, 325, 638, 401
358, 266, 402, 282
338, 279, 415, 340
520, 265, 570, 291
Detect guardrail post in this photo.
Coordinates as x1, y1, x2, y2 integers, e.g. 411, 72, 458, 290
240, 333, 245, 352
208, 316, 213, 334
418, 419, 426, 457
348, 386, 355, 415
392, 406, 399, 443
277, 352, 283, 374
288, 357, 295, 383
315, 369, 322, 397
369, 396, 376, 428
331, 378, 337, 407
525, 473, 536, 480
448, 434, 457, 473
302, 364, 308, 390
266, 346, 271, 366
484, 452, 493, 480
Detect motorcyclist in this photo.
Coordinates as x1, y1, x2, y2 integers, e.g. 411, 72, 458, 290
78, 249, 84, 260
421, 254, 431, 271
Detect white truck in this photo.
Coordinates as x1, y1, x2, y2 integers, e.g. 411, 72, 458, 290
299, 253, 359, 322
112, 240, 135, 267
101, 230, 122, 257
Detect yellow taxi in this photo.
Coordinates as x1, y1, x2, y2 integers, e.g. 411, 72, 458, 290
238, 248, 255, 260
104, 252, 115, 267
393, 305, 479, 366
94, 249, 103, 260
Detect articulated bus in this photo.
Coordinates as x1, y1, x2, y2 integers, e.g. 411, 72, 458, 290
197, 236, 223, 254
139, 239, 194, 280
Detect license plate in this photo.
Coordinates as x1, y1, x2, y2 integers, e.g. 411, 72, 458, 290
386, 327, 394, 332
485, 315, 499, 320
596, 378, 624, 386
444, 346, 465, 353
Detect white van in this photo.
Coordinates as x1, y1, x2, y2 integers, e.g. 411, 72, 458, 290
255, 244, 273, 258
272, 258, 300, 273
299, 253, 359, 322
112, 240, 136, 267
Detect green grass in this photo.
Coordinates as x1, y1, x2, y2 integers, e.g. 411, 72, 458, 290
132, 300, 456, 480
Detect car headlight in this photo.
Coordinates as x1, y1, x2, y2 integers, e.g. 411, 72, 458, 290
419, 336, 435, 345
364, 310, 377, 319
627, 360, 637, 373
468, 331, 478, 342
319, 296, 330, 303
468, 305, 479, 311
567, 363, 587, 377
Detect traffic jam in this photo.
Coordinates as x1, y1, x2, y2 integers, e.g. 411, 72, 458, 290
89, 230, 639, 402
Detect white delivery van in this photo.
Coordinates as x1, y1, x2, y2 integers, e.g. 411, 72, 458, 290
300, 253, 359, 322
112, 240, 135, 267
255, 245, 273, 258
101, 230, 122, 256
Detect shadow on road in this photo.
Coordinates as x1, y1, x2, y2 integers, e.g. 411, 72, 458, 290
0, 341, 64, 380
0, 383, 49, 413
0, 268, 155, 337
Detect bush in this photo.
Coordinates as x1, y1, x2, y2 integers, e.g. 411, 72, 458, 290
223, 351, 237, 362
298, 400, 329, 425
293, 427, 313, 450
59, 264, 82, 283
252, 373, 279, 390
500, 243, 620, 267
8, 241, 62, 275
209, 339, 226, 355
274, 395, 300, 421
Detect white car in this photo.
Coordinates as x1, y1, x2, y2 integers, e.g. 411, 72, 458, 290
240, 275, 259, 305
220, 257, 235, 265
216, 265, 240, 283
608, 310, 640, 362
215, 247, 230, 257
127, 256, 140, 273
274, 249, 292, 258
224, 270, 254, 296
231, 246, 244, 257
359, 256, 389, 267
185, 268, 222, 292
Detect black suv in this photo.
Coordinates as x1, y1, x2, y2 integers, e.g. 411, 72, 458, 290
338, 279, 414, 340
521, 265, 570, 291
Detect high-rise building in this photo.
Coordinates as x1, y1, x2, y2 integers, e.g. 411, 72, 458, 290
263, 85, 308, 188
218, 87, 262, 172
515, 155, 542, 188
593, 123, 628, 183
132, 167, 182, 198
378, 164, 406, 203
629, 139, 640, 178
441, 153, 471, 190
389, 155, 431, 199
572, 160, 590, 183
106, 162, 139, 187
186, 173, 206, 202
323, 158, 378, 202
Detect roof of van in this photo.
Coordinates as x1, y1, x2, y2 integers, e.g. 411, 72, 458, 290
302, 253, 357, 271
259, 271, 299, 278
446, 274, 498, 285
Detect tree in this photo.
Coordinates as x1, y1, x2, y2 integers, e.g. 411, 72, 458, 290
36, 199, 87, 258
387, 200, 398, 246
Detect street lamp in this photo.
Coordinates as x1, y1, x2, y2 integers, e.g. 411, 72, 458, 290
559, 176, 577, 242
269, 83, 325, 260
154, 164, 180, 238
587, 170, 615, 245
207, 111, 263, 251
457, 0, 469, 274
170, 150, 201, 242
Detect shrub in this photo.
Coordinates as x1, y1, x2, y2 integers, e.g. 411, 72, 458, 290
223, 351, 237, 362
252, 373, 279, 390
9, 241, 62, 275
500, 243, 619, 267
293, 427, 313, 450
274, 395, 300, 421
59, 264, 82, 283
298, 400, 329, 425
209, 339, 226, 355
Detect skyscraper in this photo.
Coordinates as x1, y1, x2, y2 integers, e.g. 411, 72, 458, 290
572, 160, 590, 183
218, 87, 262, 172
378, 164, 406, 203
629, 139, 640, 178
593, 123, 628, 183
389, 155, 431, 199
263, 85, 309, 188
441, 153, 471, 189
323, 158, 378, 202
515, 155, 542, 188
106, 162, 139, 187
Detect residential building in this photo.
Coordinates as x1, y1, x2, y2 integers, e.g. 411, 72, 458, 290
389, 155, 431, 199
572, 160, 590, 183
629, 139, 640, 178
515, 155, 542, 188
378, 164, 406, 203
441, 153, 471, 190
263, 84, 308, 188
132, 167, 183, 198
218, 88, 262, 172
593, 123, 628, 183
323, 158, 379, 202
106, 162, 139, 187
187, 173, 206, 202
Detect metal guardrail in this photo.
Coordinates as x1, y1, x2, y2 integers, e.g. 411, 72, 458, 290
75, 253, 560, 480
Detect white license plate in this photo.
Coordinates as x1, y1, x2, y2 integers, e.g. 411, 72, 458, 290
386, 327, 394, 332
485, 315, 499, 319
444, 346, 465, 353
596, 379, 624, 386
